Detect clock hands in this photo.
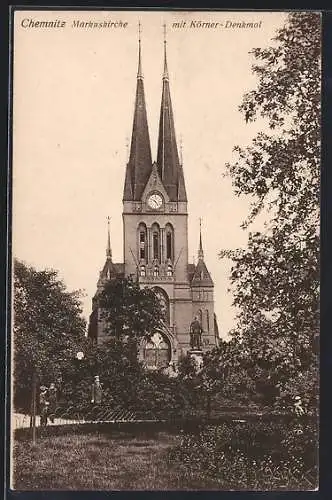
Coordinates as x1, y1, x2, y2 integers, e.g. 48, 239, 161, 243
148, 193, 162, 209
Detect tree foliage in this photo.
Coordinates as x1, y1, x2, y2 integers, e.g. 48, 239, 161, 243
97, 276, 164, 340
60, 337, 144, 409
219, 12, 320, 411
13, 259, 87, 410
60, 277, 167, 410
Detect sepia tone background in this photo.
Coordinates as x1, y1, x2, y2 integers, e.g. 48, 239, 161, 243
12, 10, 287, 337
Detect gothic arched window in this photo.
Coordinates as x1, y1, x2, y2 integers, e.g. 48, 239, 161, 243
138, 223, 147, 261
206, 309, 210, 333
165, 223, 174, 261
144, 332, 171, 369
151, 223, 160, 262
152, 287, 170, 324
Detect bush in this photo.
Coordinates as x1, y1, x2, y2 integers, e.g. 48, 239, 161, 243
168, 417, 318, 490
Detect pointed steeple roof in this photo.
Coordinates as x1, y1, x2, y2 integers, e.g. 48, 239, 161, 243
156, 25, 187, 202
123, 23, 152, 201
191, 219, 214, 287
97, 218, 123, 290
178, 137, 187, 201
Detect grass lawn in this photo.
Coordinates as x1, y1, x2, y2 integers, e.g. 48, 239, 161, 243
12, 430, 196, 490
12, 419, 318, 491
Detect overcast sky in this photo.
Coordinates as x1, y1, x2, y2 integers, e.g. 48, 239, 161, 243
13, 10, 287, 338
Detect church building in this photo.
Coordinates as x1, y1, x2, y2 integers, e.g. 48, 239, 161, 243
88, 28, 219, 369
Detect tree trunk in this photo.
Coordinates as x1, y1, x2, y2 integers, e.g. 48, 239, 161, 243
31, 371, 37, 445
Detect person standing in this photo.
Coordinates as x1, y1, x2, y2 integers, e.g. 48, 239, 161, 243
91, 375, 102, 404
48, 382, 58, 423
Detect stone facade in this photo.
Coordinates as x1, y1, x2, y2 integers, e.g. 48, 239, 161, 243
88, 33, 219, 369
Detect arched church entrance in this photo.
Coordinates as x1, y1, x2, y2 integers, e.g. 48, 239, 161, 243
144, 331, 171, 369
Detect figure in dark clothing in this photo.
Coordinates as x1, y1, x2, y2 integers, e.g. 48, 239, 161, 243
190, 316, 203, 349
91, 375, 102, 404
48, 382, 58, 423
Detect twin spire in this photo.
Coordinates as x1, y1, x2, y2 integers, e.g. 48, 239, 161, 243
123, 23, 187, 203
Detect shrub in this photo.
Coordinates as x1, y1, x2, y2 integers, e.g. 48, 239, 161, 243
168, 417, 318, 490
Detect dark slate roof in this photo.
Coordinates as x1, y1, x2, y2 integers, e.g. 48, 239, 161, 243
123, 39, 187, 204
100, 260, 125, 280
177, 165, 187, 202
113, 263, 125, 275
156, 44, 187, 203
191, 259, 214, 288
123, 42, 152, 201
123, 162, 133, 200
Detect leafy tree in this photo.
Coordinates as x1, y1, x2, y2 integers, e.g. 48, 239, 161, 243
97, 276, 164, 340
60, 277, 166, 410
13, 259, 87, 411
60, 337, 144, 410
177, 346, 258, 418
220, 12, 320, 412
176, 355, 204, 416
133, 370, 187, 418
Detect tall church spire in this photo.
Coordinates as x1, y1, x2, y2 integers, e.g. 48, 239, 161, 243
123, 22, 152, 201
157, 24, 187, 202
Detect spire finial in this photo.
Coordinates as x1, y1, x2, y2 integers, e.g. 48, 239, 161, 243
137, 21, 143, 79
162, 23, 169, 80
198, 217, 204, 261
106, 216, 112, 260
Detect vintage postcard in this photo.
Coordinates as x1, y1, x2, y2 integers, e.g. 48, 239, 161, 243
10, 9, 320, 491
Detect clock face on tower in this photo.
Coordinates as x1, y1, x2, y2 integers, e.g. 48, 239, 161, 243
147, 193, 163, 210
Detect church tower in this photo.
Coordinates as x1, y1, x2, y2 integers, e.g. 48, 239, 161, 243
89, 26, 219, 367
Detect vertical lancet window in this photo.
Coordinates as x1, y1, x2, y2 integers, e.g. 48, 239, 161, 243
151, 223, 161, 262
165, 223, 174, 261
138, 223, 147, 261
206, 309, 210, 333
